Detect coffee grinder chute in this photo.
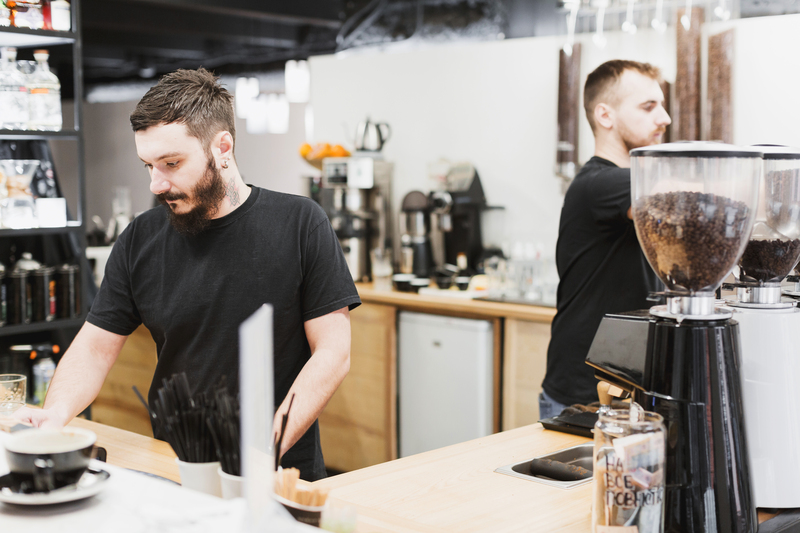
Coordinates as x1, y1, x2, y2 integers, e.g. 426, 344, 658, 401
721, 145, 800, 509
587, 142, 762, 533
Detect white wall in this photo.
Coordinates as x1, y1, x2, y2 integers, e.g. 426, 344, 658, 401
702, 14, 800, 146
53, 98, 309, 228
309, 29, 676, 256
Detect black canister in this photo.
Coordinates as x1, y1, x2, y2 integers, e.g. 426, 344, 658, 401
7, 271, 29, 325
57, 264, 80, 319
31, 266, 56, 322
0, 270, 6, 327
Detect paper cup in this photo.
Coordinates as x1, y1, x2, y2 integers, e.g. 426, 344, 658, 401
175, 458, 222, 497
218, 466, 243, 499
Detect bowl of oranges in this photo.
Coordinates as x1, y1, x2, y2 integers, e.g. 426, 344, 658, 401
299, 143, 351, 170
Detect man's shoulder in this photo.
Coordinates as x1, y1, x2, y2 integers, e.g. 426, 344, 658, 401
574, 157, 629, 181
252, 187, 327, 225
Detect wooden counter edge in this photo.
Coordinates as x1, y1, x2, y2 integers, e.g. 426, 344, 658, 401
355, 282, 557, 322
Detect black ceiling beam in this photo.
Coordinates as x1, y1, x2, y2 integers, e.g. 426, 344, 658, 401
82, 0, 301, 48
88, 0, 344, 28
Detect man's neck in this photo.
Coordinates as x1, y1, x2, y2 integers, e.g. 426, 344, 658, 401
594, 137, 631, 168
214, 171, 251, 219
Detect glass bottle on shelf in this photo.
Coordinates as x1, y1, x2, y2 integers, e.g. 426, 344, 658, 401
27, 49, 61, 131
0, 47, 30, 131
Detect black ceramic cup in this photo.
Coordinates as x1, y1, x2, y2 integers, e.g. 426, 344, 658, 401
4, 428, 96, 493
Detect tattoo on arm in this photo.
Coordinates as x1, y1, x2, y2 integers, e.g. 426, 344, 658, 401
225, 178, 240, 207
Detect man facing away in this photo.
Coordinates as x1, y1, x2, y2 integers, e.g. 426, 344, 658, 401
14, 68, 361, 480
540, 60, 671, 419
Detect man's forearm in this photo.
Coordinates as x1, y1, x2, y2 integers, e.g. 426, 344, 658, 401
274, 346, 349, 455
43, 323, 126, 424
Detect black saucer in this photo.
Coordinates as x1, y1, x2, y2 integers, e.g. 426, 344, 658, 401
0, 468, 110, 505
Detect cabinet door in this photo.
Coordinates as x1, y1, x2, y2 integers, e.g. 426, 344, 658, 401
502, 318, 550, 430
319, 302, 397, 472
92, 325, 157, 437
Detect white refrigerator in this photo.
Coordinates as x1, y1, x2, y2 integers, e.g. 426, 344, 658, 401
398, 311, 494, 458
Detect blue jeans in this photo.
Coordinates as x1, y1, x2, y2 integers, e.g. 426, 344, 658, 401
538, 390, 569, 420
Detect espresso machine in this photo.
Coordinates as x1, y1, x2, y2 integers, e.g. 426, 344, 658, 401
429, 163, 487, 271
720, 145, 800, 510
586, 142, 761, 533
319, 157, 393, 282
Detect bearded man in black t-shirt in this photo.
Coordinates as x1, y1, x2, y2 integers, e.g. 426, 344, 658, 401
14, 69, 361, 480
540, 60, 671, 419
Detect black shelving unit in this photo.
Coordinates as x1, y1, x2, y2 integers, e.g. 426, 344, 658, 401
0, 4, 89, 346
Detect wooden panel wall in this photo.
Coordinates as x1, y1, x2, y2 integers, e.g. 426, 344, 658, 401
708, 29, 735, 143
674, 7, 704, 141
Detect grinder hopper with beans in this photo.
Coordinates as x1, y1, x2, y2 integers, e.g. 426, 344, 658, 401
586, 142, 762, 533
720, 145, 800, 510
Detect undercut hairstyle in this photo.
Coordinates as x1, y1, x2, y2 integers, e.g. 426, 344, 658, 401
130, 68, 236, 153
584, 60, 662, 133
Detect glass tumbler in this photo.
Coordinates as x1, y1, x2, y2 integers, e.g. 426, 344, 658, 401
0, 374, 26, 415
593, 409, 666, 533
370, 248, 393, 292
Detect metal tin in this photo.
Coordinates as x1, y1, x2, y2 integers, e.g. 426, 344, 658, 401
6, 271, 29, 325
31, 266, 56, 322
56, 264, 80, 319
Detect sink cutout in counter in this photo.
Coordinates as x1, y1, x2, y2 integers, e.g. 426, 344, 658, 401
494, 443, 594, 489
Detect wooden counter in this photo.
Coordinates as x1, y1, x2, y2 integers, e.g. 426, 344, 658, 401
354, 283, 557, 323
315, 423, 591, 533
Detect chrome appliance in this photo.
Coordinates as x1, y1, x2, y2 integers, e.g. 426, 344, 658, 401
319, 157, 393, 282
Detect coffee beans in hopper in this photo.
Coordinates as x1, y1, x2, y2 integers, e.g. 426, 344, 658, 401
739, 239, 800, 282
635, 191, 750, 292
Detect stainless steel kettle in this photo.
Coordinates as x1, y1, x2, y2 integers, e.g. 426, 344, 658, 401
354, 117, 391, 152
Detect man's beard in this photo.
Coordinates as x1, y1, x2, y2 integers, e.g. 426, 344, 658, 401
157, 156, 227, 236
622, 127, 667, 152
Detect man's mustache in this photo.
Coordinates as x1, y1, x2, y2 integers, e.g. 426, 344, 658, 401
157, 191, 188, 203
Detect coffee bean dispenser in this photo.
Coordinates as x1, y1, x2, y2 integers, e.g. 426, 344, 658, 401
719, 145, 800, 509
586, 142, 762, 533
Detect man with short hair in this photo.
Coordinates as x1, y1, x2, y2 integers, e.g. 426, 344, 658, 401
14, 68, 360, 481
540, 60, 671, 419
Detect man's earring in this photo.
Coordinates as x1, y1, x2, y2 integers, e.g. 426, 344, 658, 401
222, 159, 229, 169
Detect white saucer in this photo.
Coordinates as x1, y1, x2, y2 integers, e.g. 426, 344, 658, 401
0, 468, 110, 505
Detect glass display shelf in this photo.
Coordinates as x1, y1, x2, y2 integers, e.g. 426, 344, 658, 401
0, 317, 85, 337
0, 222, 82, 238
0, 129, 79, 141
0, 26, 76, 48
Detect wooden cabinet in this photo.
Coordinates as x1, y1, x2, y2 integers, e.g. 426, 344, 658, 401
92, 325, 157, 437
502, 318, 551, 430
319, 302, 397, 472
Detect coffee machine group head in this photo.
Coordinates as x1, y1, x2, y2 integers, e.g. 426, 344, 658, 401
587, 142, 762, 533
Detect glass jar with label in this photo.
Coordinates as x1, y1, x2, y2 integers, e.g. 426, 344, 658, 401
593, 408, 666, 533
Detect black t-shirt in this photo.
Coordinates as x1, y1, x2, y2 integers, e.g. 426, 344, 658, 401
87, 186, 361, 480
543, 157, 661, 406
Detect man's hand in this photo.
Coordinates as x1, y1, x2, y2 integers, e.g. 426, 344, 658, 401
12, 404, 69, 430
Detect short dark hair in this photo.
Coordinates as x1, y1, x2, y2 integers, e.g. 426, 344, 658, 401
584, 60, 662, 133
130, 68, 236, 152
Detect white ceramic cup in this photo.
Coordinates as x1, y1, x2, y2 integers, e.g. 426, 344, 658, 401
175, 458, 222, 497
217, 466, 243, 499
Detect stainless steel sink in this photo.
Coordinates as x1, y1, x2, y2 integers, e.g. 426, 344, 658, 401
494, 442, 594, 489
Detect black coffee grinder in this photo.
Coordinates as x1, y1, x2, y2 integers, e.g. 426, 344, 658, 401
429, 163, 487, 271
586, 143, 762, 533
